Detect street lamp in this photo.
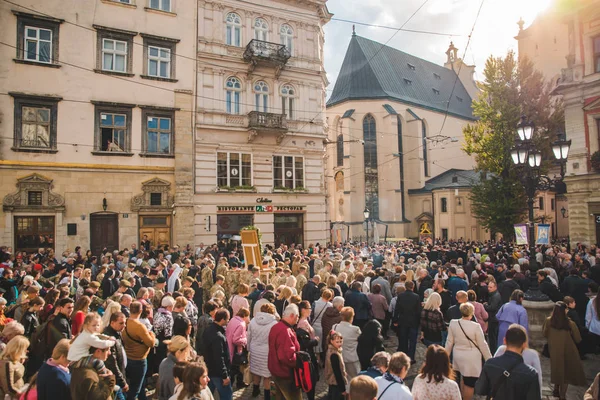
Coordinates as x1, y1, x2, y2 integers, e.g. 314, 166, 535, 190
363, 207, 370, 245
510, 116, 571, 301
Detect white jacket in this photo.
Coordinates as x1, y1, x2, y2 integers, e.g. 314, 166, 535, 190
586, 297, 600, 336
375, 375, 412, 400
247, 312, 278, 377
67, 330, 115, 362
332, 321, 361, 363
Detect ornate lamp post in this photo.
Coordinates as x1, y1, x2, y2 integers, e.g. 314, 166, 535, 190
363, 207, 370, 245
510, 116, 571, 300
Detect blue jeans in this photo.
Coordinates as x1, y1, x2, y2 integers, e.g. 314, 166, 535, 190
115, 389, 126, 400
397, 326, 418, 361
209, 376, 233, 400
126, 358, 147, 400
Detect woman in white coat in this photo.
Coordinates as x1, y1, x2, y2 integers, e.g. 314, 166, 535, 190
445, 302, 492, 400
247, 303, 278, 399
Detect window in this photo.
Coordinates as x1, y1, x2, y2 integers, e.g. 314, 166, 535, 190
551, 198, 555, 211
93, 102, 133, 154
94, 25, 135, 75
407, 63, 415, 70
594, 36, 600, 73
226, 13, 242, 47
433, 73, 441, 80
281, 84, 295, 120
14, 216, 55, 253
441, 228, 448, 241
432, 88, 440, 95
143, 111, 174, 155
280, 24, 293, 53
15, 12, 61, 66
148, 46, 170, 78
539, 196, 544, 211
273, 155, 304, 189
254, 18, 268, 41
10, 93, 60, 152
149, 0, 171, 12
28, 191, 42, 206
403, 78, 412, 85
217, 152, 252, 188
24, 26, 52, 63
150, 193, 162, 206
441, 197, 448, 212
102, 38, 128, 72
226, 77, 242, 114
141, 34, 179, 81
337, 134, 344, 166
363, 115, 379, 219
254, 81, 269, 112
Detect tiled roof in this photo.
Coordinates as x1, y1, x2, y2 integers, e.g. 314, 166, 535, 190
327, 35, 475, 120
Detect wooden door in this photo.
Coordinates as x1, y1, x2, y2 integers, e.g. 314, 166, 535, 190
90, 213, 119, 256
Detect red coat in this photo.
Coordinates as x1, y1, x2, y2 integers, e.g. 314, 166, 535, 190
268, 320, 300, 379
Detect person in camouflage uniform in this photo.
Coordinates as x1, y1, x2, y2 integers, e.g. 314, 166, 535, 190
87, 281, 104, 312
225, 269, 239, 299
201, 261, 215, 302
210, 275, 226, 298
296, 265, 308, 293
216, 262, 230, 295
248, 266, 262, 288
153, 276, 166, 310
318, 261, 333, 284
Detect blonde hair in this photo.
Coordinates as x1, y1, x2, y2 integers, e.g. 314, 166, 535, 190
405, 269, 415, 282
423, 292, 441, 311
101, 301, 122, 330
83, 312, 102, 330
174, 296, 188, 309
321, 289, 333, 301
1, 321, 24, 341
278, 286, 293, 301
51, 338, 70, 360
237, 284, 249, 295
165, 335, 190, 354
1, 336, 30, 362
260, 303, 276, 314
459, 302, 475, 318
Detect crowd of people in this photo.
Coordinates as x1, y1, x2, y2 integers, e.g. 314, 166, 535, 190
0, 238, 598, 400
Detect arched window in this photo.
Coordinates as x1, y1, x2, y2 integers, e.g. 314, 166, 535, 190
280, 24, 293, 53
254, 81, 268, 112
336, 134, 344, 166
281, 84, 295, 120
363, 114, 379, 219
226, 13, 242, 47
254, 18, 268, 41
225, 76, 242, 114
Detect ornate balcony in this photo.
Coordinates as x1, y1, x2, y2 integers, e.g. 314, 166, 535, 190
243, 40, 291, 74
247, 111, 288, 143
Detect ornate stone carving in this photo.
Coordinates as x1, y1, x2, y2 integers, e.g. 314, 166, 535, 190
3, 173, 65, 212
130, 177, 174, 212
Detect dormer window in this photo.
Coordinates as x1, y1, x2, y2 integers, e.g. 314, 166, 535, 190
403, 78, 412, 85
433, 73, 441, 80
455, 96, 463, 102
432, 88, 440, 95
407, 63, 415, 70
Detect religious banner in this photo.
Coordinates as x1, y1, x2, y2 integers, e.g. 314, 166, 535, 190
536, 224, 550, 245
240, 229, 262, 268
514, 224, 528, 245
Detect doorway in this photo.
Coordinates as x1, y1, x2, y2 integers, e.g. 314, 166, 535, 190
274, 213, 303, 247
90, 213, 119, 256
139, 215, 171, 250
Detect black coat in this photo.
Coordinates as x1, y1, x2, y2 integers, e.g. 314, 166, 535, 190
103, 325, 127, 388
539, 278, 562, 302
475, 350, 540, 400
418, 275, 433, 301
392, 290, 421, 328
301, 280, 320, 304
498, 279, 521, 304
203, 322, 231, 379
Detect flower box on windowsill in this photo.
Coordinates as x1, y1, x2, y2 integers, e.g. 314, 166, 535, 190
272, 186, 308, 194
91, 151, 135, 157
216, 186, 257, 193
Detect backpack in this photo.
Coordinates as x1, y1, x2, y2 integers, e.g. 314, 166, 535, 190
293, 351, 314, 393
29, 318, 52, 357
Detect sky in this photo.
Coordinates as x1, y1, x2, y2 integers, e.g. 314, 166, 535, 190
323, 0, 555, 95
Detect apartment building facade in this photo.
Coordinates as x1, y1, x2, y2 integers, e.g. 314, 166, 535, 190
193, 0, 331, 247
0, 0, 197, 254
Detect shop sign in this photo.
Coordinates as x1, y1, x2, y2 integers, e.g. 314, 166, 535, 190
217, 206, 255, 212
255, 205, 274, 212
276, 206, 304, 211
217, 205, 305, 213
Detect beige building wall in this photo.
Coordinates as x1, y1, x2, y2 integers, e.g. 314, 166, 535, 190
0, 0, 197, 253
326, 99, 476, 240
193, 0, 331, 247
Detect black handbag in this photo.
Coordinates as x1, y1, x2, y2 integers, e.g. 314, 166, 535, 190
232, 347, 249, 366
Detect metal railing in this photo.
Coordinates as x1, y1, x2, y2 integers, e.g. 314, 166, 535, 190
243, 40, 291, 65
248, 111, 287, 130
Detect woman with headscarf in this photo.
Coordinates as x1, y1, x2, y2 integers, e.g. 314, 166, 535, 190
356, 319, 384, 370
101, 269, 115, 299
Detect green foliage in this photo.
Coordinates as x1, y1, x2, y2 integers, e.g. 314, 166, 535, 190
462, 51, 564, 237
218, 185, 256, 191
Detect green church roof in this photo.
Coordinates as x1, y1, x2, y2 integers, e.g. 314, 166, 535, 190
327, 35, 475, 121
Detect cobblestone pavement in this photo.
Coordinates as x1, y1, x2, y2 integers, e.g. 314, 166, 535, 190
226, 334, 599, 400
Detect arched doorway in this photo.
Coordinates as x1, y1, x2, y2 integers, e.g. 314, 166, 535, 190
90, 212, 119, 256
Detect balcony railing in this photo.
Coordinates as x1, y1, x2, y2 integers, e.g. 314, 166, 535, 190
248, 111, 288, 131
243, 40, 291, 66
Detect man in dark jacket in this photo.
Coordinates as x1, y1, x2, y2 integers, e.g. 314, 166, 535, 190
446, 267, 468, 305
343, 282, 372, 328
417, 269, 433, 301
103, 311, 128, 395
433, 278, 452, 317
301, 276, 321, 304
538, 270, 562, 302
485, 280, 503, 354
203, 309, 232, 400
498, 270, 521, 304
392, 281, 421, 362
47, 297, 74, 358
445, 291, 476, 322
475, 324, 540, 400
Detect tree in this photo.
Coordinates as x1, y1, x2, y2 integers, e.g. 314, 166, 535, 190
462, 51, 564, 239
